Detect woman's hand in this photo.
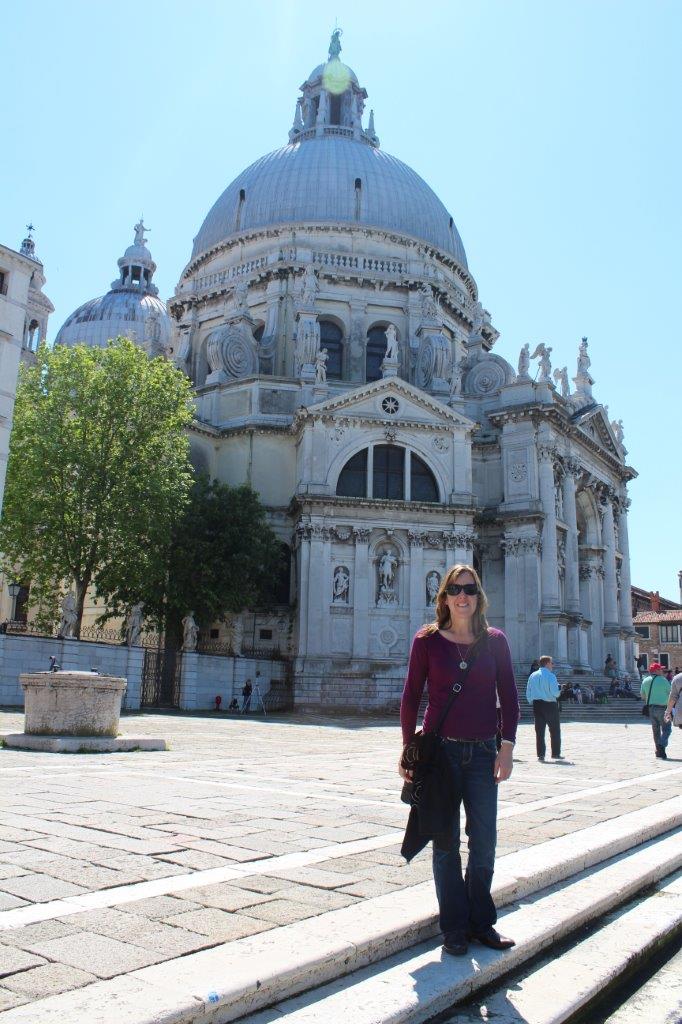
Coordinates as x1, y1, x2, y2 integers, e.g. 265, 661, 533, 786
494, 743, 513, 783
398, 751, 413, 781
664, 709, 673, 724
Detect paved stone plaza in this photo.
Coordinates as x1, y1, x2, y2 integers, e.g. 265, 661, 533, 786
0, 710, 680, 1016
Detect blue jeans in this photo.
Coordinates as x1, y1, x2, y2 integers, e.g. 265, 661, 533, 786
432, 738, 498, 939
650, 706, 672, 749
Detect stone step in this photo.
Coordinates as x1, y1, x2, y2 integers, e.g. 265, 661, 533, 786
602, 940, 682, 1024
441, 872, 682, 1023
236, 834, 682, 1024
1, 798, 678, 1024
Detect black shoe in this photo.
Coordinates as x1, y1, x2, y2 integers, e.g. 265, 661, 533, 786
552, 754, 564, 760
442, 933, 468, 956
538, 756, 545, 762
469, 927, 515, 950
656, 746, 668, 760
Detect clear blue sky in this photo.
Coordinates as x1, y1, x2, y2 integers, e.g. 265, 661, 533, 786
3, 1, 680, 597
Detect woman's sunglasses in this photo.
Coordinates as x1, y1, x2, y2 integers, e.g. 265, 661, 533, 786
445, 583, 479, 597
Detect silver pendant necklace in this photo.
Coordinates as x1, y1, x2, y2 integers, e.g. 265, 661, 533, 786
454, 641, 470, 671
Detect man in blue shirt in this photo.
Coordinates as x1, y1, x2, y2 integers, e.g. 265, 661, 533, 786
526, 655, 562, 762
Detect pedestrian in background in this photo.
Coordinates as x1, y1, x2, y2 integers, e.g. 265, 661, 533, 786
526, 656, 563, 762
664, 671, 682, 735
241, 678, 253, 713
640, 663, 672, 759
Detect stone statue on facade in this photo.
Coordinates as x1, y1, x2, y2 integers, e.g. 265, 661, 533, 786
124, 603, 144, 647
517, 343, 530, 378
448, 357, 463, 398
577, 336, 591, 376
611, 419, 624, 444
530, 343, 552, 383
301, 265, 319, 308
182, 612, 199, 652
233, 279, 249, 316
553, 365, 570, 398
133, 219, 148, 246
315, 347, 328, 385
318, 89, 330, 126
426, 571, 441, 605
419, 283, 439, 322
58, 591, 78, 639
332, 566, 350, 604
384, 324, 398, 361
378, 550, 397, 590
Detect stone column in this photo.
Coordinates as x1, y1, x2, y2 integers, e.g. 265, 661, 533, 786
352, 528, 370, 657
601, 495, 620, 630
306, 526, 328, 655
296, 525, 311, 654
408, 531, 425, 641
617, 498, 633, 630
563, 464, 582, 666
502, 532, 542, 670
538, 445, 560, 611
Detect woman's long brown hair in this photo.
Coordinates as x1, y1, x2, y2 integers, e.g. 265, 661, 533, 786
422, 563, 490, 639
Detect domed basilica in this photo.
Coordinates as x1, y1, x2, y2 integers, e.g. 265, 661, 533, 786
58, 31, 636, 705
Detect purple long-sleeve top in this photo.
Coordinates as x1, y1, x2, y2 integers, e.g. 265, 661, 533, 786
400, 627, 520, 747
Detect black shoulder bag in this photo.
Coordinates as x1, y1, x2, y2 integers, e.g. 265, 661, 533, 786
641, 678, 654, 717
400, 633, 486, 805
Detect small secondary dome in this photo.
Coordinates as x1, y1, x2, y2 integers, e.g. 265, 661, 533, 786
190, 31, 467, 268
56, 220, 171, 355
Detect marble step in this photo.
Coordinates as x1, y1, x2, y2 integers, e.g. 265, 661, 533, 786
0, 799, 678, 1024
237, 833, 682, 1024
603, 939, 682, 1024
442, 871, 682, 1023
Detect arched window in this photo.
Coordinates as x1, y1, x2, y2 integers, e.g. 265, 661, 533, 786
366, 326, 386, 383
373, 445, 404, 499
336, 449, 367, 497
335, 446, 440, 503
320, 320, 343, 379
410, 453, 438, 503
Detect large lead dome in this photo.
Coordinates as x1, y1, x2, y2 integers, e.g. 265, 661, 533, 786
190, 33, 467, 268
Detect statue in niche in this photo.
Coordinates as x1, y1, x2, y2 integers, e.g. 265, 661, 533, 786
332, 566, 350, 604
384, 324, 398, 361
555, 482, 564, 519
315, 347, 328, 384
301, 95, 313, 128
577, 336, 591, 376
133, 218, 148, 246
426, 571, 441, 605
124, 603, 144, 647
530, 342, 552, 383
182, 611, 199, 652
553, 366, 570, 398
377, 549, 399, 606
517, 343, 530, 378
301, 265, 319, 307
58, 591, 78, 638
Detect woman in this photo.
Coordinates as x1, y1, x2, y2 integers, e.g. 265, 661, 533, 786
399, 564, 520, 957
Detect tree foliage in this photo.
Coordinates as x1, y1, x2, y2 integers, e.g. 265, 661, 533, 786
0, 339, 194, 635
145, 475, 284, 637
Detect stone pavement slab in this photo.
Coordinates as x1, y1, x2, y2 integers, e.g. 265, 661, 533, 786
0, 709, 681, 1014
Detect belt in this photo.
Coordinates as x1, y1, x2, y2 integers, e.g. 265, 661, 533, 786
444, 736, 496, 743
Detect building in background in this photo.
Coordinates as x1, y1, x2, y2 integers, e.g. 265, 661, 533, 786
45, 33, 639, 706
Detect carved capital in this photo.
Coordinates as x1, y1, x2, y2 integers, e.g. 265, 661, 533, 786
537, 444, 558, 463
330, 525, 353, 543
407, 529, 426, 548
353, 527, 371, 543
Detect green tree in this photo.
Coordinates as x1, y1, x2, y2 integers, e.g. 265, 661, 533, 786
148, 475, 284, 641
0, 338, 194, 635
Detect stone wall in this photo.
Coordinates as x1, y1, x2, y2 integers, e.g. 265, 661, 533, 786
178, 652, 285, 710
0, 634, 144, 710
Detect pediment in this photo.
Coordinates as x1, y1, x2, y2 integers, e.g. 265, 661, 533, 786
296, 377, 477, 431
572, 405, 623, 459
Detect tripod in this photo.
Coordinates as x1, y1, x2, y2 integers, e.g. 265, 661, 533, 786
252, 682, 267, 717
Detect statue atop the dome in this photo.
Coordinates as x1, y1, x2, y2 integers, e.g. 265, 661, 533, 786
329, 27, 343, 60
234, 278, 249, 315
133, 218, 148, 246
385, 324, 398, 361
315, 347, 328, 385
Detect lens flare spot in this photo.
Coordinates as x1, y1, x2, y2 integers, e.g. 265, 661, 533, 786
323, 59, 351, 96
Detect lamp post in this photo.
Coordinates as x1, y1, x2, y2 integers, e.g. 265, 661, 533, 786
7, 581, 21, 622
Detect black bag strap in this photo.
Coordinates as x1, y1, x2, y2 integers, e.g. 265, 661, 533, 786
431, 631, 488, 738
644, 675, 654, 708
